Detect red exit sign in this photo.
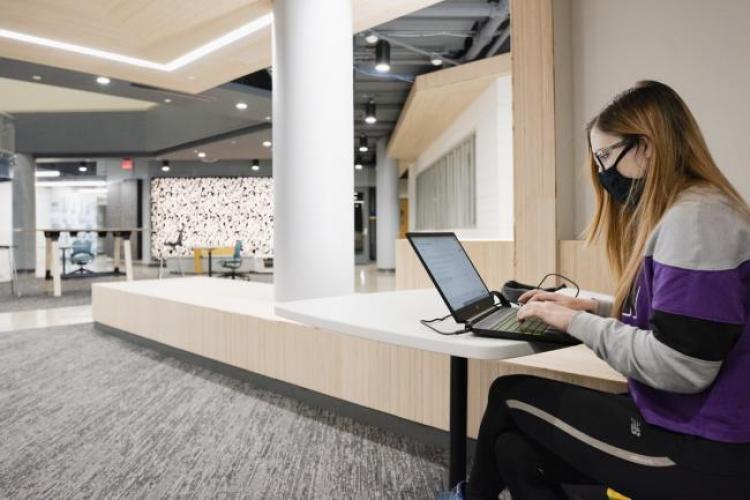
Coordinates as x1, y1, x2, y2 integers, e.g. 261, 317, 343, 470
121, 158, 133, 170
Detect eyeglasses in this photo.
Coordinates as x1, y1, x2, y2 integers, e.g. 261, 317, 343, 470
593, 138, 636, 172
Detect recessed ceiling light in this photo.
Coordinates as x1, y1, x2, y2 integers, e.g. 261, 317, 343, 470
235, 102, 248, 110
262, 140, 272, 148
365, 33, 379, 44
78, 166, 88, 172
35, 170, 60, 178
32, 75, 42, 81
197, 152, 206, 158
0, 13, 273, 72
163, 98, 172, 103
96, 76, 110, 85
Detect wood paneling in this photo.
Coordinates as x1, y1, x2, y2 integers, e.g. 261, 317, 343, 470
511, 0, 557, 283
387, 54, 511, 161
558, 240, 615, 294
395, 238, 514, 290
0, 0, 444, 94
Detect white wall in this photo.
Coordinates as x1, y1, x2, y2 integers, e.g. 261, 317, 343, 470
556, 0, 750, 236
0, 182, 11, 281
408, 75, 513, 239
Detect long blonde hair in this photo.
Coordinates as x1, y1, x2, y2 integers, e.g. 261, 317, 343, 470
584, 80, 750, 317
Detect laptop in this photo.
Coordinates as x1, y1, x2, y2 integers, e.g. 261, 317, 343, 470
407, 232, 579, 345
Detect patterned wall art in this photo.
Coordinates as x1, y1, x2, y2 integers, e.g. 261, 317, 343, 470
151, 177, 273, 259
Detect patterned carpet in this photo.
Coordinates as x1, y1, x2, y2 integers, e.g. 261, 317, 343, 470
0, 323, 447, 499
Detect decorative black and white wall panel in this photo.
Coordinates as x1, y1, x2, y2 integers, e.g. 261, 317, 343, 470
151, 177, 273, 258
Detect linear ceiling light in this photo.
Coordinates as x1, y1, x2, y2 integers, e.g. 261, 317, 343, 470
0, 13, 273, 72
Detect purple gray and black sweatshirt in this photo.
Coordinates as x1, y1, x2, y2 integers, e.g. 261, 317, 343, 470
568, 185, 750, 443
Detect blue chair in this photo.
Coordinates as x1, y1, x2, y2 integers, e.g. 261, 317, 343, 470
70, 239, 95, 275
220, 240, 247, 280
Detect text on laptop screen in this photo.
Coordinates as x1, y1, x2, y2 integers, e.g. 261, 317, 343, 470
411, 235, 490, 311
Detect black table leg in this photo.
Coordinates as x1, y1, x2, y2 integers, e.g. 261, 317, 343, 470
208, 250, 213, 277
449, 355, 468, 489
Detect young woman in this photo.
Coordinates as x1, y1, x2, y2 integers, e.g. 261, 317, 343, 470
465, 81, 750, 499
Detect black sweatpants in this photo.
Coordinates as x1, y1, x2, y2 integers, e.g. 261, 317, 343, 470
467, 375, 750, 500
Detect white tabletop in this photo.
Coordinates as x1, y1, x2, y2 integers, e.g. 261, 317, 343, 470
275, 288, 552, 360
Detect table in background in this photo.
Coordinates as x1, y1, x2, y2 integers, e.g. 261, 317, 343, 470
40, 228, 141, 297
192, 246, 234, 277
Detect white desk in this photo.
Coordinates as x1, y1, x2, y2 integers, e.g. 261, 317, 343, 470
276, 288, 552, 489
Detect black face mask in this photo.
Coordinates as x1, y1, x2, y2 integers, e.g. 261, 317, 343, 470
597, 141, 643, 205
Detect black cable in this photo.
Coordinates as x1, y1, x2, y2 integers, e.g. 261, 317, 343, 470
419, 314, 470, 335
534, 273, 580, 298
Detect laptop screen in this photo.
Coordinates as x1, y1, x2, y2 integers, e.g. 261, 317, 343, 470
408, 233, 491, 313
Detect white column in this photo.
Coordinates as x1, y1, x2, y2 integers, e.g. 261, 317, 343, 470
376, 138, 399, 270
12, 154, 35, 271
272, 0, 354, 302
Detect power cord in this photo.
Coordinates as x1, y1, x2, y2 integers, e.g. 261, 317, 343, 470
419, 314, 470, 336
534, 273, 580, 298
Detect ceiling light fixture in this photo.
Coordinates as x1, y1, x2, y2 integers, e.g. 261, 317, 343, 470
375, 40, 391, 72
36, 180, 107, 188
35, 170, 60, 178
161, 160, 171, 172
96, 76, 111, 85
31, 75, 42, 81
354, 154, 363, 170
251, 159, 260, 171
78, 161, 88, 172
163, 98, 172, 103
262, 140, 272, 148
197, 151, 206, 158
0, 13, 273, 72
430, 53, 443, 66
365, 33, 379, 44
358, 135, 369, 152
265, 115, 271, 121
364, 100, 377, 124
236, 102, 248, 110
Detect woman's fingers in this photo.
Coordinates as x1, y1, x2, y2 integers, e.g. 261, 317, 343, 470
518, 289, 542, 304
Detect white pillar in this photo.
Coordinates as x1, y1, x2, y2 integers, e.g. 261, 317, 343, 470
376, 138, 399, 270
12, 154, 36, 271
272, 0, 354, 301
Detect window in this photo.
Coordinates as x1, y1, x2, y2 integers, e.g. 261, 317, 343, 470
415, 134, 476, 230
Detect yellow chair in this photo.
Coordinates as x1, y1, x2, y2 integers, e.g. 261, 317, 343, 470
607, 488, 630, 500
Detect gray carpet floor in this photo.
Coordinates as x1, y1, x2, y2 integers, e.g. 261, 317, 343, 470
0, 267, 273, 313
0, 323, 447, 499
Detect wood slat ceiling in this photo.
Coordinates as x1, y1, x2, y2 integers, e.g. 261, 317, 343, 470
0, 0, 442, 94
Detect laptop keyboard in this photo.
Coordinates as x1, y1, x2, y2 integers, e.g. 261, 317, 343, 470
476, 309, 550, 336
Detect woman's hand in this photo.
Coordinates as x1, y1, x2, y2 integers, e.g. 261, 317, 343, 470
516, 301, 578, 332
518, 289, 597, 312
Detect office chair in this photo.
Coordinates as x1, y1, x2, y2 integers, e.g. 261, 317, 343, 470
69, 239, 95, 275
159, 229, 185, 279
220, 240, 247, 280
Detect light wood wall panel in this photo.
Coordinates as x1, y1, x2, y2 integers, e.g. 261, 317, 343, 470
395, 238, 514, 291
511, 0, 558, 283
558, 240, 615, 294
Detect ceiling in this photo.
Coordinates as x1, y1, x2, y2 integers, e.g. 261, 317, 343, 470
0, 76, 156, 112
353, 0, 510, 164
161, 128, 272, 161
0, 0, 445, 94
